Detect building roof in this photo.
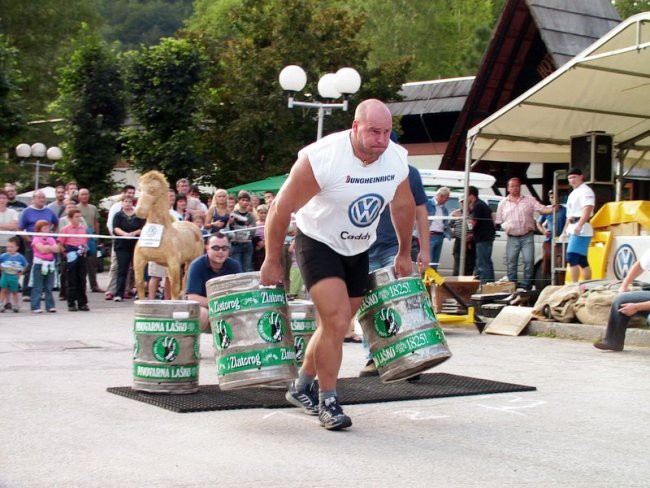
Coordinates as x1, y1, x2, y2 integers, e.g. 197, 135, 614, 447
528, 0, 620, 66
388, 77, 475, 116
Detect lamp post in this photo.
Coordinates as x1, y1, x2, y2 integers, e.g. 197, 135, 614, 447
279, 65, 361, 140
15, 143, 62, 190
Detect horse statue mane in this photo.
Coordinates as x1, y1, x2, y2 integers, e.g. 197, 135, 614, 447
133, 170, 204, 300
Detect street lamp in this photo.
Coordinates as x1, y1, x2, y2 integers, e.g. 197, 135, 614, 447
279, 65, 361, 140
15, 143, 63, 190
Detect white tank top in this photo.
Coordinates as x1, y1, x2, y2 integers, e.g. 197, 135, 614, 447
295, 129, 409, 256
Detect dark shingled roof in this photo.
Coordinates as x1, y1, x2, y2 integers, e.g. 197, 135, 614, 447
388, 77, 475, 116
527, 0, 620, 67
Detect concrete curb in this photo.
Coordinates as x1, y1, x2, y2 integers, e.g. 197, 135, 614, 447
527, 320, 650, 348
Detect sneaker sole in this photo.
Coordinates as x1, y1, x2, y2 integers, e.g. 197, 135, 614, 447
320, 416, 353, 431
284, 391, 319, 416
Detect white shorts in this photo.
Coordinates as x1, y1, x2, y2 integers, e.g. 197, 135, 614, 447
148, 262, 167, 278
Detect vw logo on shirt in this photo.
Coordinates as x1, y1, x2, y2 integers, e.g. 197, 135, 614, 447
348, 193, 385, 228
613, 244, 636, 280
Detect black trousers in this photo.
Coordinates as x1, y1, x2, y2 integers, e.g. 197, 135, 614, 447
452, 238, 476, 276
115, 247, 135, 298
66, 256, 88, 307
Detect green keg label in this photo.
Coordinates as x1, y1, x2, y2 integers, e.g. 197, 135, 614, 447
133, 363, 198, 381
152, 336, 179, 362
373, 307, 402, 338
358, 278, 426, 316
422, 295, 437, 322
294, 336, 306, 363
209, 289, 286, 317
133, 338, 140, 358
134, 319, 200, 335
257, 311, 286, 343
372, 328, 446, 368
291, 318, 317, 333
194, 340, 201, 360
213, 319, 233, 350
217, 346, 295, 375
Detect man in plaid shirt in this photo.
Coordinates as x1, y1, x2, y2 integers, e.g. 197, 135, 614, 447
496, 177, 553, 290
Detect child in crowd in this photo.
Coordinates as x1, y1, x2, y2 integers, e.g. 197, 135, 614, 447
287, 238, 304, 300
58, 209, 90, 312
0, 236, 28, 312
253, 204, 268, 271
191, 212, 210, 242
30, 220, 59, 313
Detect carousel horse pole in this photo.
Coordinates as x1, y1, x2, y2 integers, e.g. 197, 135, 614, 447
134, 171, 204, 299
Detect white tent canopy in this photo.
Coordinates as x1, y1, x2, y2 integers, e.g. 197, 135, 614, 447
467, 12, 650, 171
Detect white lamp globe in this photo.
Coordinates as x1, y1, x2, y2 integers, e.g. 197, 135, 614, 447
317, 73, 341, 99
47, 146, 63, 161
30, 143, 47, 158
334, 67, 361, 95
15, 143, 31, 158
279, 65, 307, 92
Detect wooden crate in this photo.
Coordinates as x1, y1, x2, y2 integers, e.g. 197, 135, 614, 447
432, 277, 480, 313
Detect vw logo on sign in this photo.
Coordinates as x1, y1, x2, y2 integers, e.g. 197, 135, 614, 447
348, 194, 385, 228
613, 244, 637, 280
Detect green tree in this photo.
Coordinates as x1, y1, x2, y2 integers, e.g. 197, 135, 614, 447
189, 0, 410, 188
121, 37, 206, 183
612, 0, 650, 18
349, 0, 497, 79
0, 34, 28, 185
98, 0, 194, 51
0, 0, 102, 119
51, 25, 126, 199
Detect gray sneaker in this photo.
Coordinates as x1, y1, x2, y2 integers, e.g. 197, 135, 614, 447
319, 397, 352, 431
285, 380, 319, 416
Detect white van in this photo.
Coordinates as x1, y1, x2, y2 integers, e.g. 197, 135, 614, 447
420, 170, 546, 283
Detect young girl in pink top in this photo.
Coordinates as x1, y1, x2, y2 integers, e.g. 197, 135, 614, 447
30, 219, 59, 313
58, 208, 90, 312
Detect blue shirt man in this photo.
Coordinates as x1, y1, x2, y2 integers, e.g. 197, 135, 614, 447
362, 165, 431, 377
186, 233, 242, 332
368, 165, 430, 272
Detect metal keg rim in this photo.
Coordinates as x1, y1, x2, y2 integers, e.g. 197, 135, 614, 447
134, 299, 200, 306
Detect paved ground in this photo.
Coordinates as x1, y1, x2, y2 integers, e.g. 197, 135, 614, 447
1, 275, 649, 487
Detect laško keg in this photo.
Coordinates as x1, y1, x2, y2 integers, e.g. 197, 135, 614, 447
133, 300, 201, 393
288, 299, 317, 367
357, 265, 451, 382
207, 272, 297, 390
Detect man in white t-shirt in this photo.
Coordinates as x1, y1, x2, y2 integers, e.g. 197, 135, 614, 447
260, 99, 415, 431
561, 167, 595, 283
594, 249, 650, 351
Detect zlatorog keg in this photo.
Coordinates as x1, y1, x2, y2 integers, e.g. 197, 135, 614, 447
288, 299, 317, 367
133, 300, 201, 393
207, 272, 297, 390
357, 265, 451, 382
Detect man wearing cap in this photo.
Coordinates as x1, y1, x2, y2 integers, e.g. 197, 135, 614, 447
561, 168, 595, 282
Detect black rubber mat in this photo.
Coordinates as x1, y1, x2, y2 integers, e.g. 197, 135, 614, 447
107, 373, 536, 413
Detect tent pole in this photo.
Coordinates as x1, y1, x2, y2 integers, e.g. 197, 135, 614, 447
460, 134, 477, 277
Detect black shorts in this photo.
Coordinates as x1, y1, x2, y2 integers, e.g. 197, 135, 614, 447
294, 229, 369, 298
